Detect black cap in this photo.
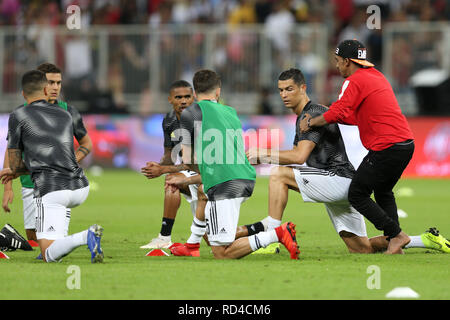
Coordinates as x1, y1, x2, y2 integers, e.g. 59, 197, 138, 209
335, 39, 374, 67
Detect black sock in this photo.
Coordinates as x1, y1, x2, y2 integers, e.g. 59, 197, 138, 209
0, 234, 9, 249
245, 222, 265, 236
160, 218, 175, 236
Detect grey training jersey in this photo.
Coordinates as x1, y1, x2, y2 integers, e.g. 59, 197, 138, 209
294, 102, 355, 179
7, 100, 89, 197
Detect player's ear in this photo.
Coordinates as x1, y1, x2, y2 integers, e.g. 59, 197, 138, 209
215, 87, 221, 100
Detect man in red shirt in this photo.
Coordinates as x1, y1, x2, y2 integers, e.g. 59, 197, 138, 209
300, 40, 415, 254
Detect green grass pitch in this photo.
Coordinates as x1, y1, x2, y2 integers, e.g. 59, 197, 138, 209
0, 169, 449, 300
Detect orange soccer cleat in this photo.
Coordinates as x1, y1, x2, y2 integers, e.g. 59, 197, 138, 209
169, 242, 200, 257
275, 222, 300, 260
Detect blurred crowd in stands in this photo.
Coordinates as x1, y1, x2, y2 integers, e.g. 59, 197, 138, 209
0, 0, 449, 115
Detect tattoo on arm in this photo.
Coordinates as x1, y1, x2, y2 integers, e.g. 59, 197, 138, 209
8, 149, 28, 175
77, 146, 90, 156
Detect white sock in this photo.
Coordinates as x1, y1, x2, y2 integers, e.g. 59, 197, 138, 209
404, 235, 425, 249
248, 230, 278, 251
45, 230, 88, 263
187, 217, 206, 244
261, 216, 281, 231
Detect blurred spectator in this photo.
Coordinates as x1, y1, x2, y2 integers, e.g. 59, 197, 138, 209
228, 0, 257, 25
337, 6, 370, 45
257, 86, 274, 115
264, 0, 295, 73
264, 0, 295, 53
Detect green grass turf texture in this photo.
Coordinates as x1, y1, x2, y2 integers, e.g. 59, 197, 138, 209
0, 169, 449, 300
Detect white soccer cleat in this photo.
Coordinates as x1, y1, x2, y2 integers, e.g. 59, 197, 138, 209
140, 234, 172, 249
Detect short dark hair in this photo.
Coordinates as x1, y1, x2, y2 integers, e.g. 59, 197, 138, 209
169, 80, 192, 93
193, 69, 221, 94
22, 70, 48, 96
37, 63, 61, 74
278, 68, 306, 86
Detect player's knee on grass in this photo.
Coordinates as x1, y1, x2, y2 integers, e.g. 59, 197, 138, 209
339, 231, 373, 254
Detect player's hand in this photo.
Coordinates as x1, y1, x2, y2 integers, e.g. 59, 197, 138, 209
141, 162, 163, 179
2, 188, 13, 213
246, 148, 261, 165
164, 175, 187, 193
0, 168, 17, 185
300, 113, 312, 133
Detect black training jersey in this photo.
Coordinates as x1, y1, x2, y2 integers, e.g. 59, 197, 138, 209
180, 103, 202, 147
7, 100, 89, 197
66, 104, 88, 141
162, 110, 182, 149
294, 101, 355, 179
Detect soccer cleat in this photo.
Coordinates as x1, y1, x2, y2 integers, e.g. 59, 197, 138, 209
0, 224, 32, 251
87, 224, 104, 263
36, 253, 43, 260
170, 243, 200, 257
421, 227, 450, 253
251, 243, 281, 255
276, 222, 300, 260
140, 234, 172, 249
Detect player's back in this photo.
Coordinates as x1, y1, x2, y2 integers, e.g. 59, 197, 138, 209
8, 100, 88, 197
182, 100, 256, 193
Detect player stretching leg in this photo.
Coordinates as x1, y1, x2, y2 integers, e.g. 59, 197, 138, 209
165, 70, 299, 259
1, 70, 102, 263
2, 63, 92, 251
240, 68, 450, 254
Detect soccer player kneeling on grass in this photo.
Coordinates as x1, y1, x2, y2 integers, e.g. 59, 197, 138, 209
165, 69, 300, 259
0, 70, 103, 263
2, 63, 92, 248
140, 80, 201, 249
239, 68, 450, 255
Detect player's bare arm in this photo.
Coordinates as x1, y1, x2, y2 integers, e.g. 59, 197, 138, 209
2, 149, 14, 212
75, 134, 92, 163
0, 149, 28, 184
160, 147, 174, 166
247, 140, 316, 165
165, 174, 202, 193
7, 149, 28, 176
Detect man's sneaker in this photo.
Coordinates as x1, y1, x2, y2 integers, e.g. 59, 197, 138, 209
275, 222, 300, 260
36, 253, 43, 260
170, 243, 200, 257
87, 224, 104, 263
421, 227, 450, 253
140, 234, 172, 249
251, 243, 281, 255
0, 224, 32, 251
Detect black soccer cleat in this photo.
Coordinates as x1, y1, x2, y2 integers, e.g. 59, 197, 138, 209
0, 224, 33, 251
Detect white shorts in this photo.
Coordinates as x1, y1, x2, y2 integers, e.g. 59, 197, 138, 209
21, 187, 36, 230
180, 170, 199, 216
22, 188, 71, 235
205, 197, 248, 246
35, 186, 89, 240
292, 167, 367, 237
